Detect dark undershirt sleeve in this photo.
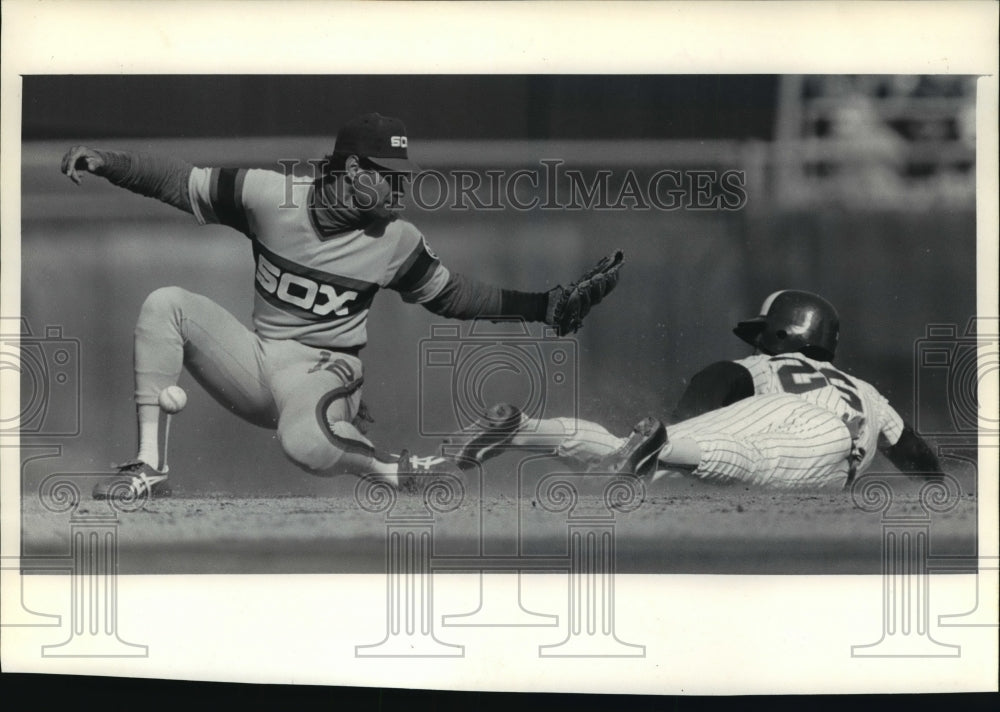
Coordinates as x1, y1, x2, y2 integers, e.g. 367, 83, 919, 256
422, 272, 548, 322
881, 425, 943, 476
93, 150, 194, 213
670, 361, 755, 423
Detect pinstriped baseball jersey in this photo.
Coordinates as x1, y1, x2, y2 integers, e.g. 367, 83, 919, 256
733, 352, 904, 473
187, 167, 449, 349
553, 351, 906, 487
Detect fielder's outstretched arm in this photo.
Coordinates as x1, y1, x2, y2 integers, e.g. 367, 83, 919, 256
398, 249, 622, 334
61, 147, 194, 213
63, 146, 624, 335
419, 272, 548, 323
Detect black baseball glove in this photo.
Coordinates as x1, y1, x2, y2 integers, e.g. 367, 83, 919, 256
545, 250, 624, 336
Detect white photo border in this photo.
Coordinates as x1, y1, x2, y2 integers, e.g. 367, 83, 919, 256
2, 0, 997, 694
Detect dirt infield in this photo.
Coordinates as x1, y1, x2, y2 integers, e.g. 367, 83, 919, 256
21, 467, 978, 575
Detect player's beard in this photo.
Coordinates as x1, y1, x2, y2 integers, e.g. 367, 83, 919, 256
311, 176, 396, 233
360, 200, 397, 221
316, 175, 402, 221
349, 173, 401, 221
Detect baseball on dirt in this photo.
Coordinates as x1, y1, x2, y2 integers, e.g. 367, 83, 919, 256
158, 385, 188, 414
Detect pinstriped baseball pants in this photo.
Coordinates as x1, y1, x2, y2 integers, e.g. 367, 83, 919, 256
667, 392, 853, 487
554, 392, 853, 488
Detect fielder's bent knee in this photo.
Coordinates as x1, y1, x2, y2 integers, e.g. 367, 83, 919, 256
135, 286, 196, 345
141, 286, 191, 316
277, 421, 341, 474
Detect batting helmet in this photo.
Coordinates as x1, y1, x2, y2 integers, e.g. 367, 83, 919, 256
733, 290, 840, 361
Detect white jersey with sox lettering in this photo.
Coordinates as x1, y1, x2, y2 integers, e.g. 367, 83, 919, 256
187, 166, 449, 349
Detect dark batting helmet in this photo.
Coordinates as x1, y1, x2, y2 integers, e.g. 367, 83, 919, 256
733, 290, 840, 361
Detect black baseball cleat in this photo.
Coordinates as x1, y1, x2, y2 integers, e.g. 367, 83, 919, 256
452, 403, 525, 469
592, 417, 667, 478
92, 460, 172, 501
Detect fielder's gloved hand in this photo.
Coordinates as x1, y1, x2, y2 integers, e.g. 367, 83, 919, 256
61, 146, 106, 185
545, 250, 624, 336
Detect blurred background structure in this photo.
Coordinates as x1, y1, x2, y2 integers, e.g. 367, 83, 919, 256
17, 75, 978, 495
773, 75, 976, 209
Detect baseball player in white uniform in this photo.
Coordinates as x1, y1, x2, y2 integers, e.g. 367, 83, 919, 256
454, 290, 943, 488
61, 113, 621, 500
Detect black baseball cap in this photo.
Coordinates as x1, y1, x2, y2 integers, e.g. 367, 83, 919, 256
334, 113, 421, 174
